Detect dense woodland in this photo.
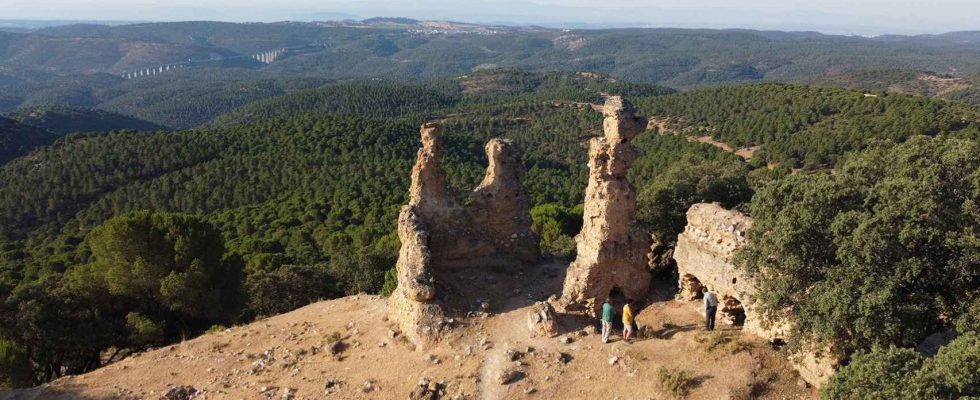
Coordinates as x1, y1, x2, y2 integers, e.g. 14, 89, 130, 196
637, 84, 980, 168
0, 67, 977, 397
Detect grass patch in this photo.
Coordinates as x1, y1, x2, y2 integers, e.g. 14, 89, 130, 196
695, 331, 750, 354
326, 331, 343, 343
210, 341, 229, 352
657, 366, 696, 398
726, 338, 750, 354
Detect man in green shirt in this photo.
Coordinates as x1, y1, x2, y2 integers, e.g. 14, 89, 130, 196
601, 298, 614, 343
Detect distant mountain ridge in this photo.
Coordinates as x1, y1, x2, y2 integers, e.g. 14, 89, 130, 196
7, 20, 980, 86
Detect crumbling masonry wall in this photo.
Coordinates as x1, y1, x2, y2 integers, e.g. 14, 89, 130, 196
674, 202, 837, 387
388, 123, 539, 347
560, 96, 652, 316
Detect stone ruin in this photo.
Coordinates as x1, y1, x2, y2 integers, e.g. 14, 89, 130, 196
559, 96, 652, 316
387, 123, 540, 347
386, 97, 839, 385
674, 202, 837, 386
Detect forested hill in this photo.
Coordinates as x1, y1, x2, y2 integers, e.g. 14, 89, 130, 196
804, 69, 980, 106
210, 70, 674, 127
6, 106, 165, 134
6, 21, 980, 87
0, 116, 56, 165
0, 73, 334, 129
636, 83, 980, 168
9, 22, 980, 135
0, 107, 164, 166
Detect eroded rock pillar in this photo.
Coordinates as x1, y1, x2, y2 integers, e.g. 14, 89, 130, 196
560, 96, 652, 316
388, 123, 539, 348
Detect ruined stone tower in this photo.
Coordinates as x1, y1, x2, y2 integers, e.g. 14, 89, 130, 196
387, 123, 539, 347
560, 96, 652, 316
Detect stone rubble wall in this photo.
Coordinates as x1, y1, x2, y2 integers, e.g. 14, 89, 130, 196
388, 123, 539, 348
674, 202, 837, 387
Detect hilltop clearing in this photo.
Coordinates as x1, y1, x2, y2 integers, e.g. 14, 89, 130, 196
2, 264, 815, 400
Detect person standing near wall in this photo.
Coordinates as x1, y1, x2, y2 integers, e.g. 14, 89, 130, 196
703, 287, 718, 331
622, 299, 635, 342
601, 297, 614, 343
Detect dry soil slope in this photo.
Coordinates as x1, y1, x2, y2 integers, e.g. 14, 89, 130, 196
2, 289, 817, 399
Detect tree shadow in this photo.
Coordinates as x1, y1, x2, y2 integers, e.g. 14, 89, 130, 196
438, 260, 569, 317
0, 384, 125, 400
651, 323, 699, 340
689, 374, 713, 391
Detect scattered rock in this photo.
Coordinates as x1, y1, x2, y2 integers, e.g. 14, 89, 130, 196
324, 378, 343, 394
410, 377, 447, 400
496, 366, 525, 385
527, 301, 561, 338
160, 385, 201, 400
361, 380, 380, 393
608, 356, 619, 365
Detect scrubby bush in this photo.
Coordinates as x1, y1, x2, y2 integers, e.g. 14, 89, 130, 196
823, 333, 980, 399
657, 366, 697, 398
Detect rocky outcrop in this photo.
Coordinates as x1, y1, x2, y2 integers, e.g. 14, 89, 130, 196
526, 301, 561, 338
674, 202, 837, 387
388, 123, 539, 348
560, 96, 652, 316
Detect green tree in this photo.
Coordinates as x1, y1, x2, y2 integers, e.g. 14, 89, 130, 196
637, 155, 752, 244
243, 264, 337, 317
0, 339, 32, 388
75, 211, 243, 332
738, 136, 980, 358
530, 203, 583, 258
823, 333, 980, 399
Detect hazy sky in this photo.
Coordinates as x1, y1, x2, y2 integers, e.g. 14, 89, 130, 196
2, 0, 978, 35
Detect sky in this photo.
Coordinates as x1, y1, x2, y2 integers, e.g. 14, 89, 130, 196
1, 0, 978, 36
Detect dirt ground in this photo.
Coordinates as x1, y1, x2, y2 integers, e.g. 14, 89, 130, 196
1, 262, 818, 400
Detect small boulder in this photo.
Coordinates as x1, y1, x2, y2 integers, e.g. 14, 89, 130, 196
527, 301, 560, 338
496, 367, 525, 385
161, 385, 200, 400
410, 377, 447, 400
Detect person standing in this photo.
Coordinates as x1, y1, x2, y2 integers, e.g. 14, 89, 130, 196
703, 287, 718, 331
601, 297, 614, 343
622, 300, 635, 342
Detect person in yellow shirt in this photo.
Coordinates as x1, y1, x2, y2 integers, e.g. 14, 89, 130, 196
622, 300, 635, 342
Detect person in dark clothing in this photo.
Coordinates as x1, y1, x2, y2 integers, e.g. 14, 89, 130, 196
702, 287, 718, 331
